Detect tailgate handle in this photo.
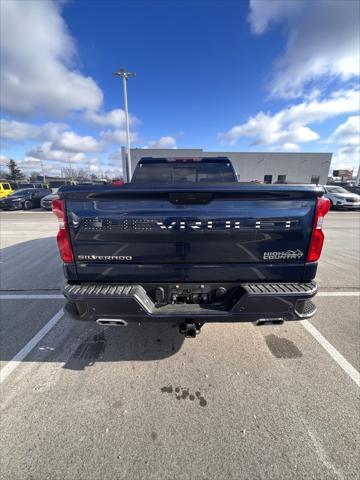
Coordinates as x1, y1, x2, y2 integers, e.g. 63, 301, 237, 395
169, 192, 213, 205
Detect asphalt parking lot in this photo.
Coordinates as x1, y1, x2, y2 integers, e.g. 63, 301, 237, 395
0, 209, 359, 480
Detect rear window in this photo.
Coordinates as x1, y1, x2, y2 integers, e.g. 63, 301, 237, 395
327, 186, 348, 194
132, 161, 236, 184
2, 183, 11, 190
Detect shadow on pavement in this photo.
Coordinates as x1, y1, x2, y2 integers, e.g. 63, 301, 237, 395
1, 236, 186, 365
0, 237, 62, 290
63, 322, 185, 369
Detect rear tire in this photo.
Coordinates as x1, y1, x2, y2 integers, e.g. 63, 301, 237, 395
23, 200, 32, 210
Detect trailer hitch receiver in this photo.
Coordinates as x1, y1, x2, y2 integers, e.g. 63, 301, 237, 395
179, 322, 203, 337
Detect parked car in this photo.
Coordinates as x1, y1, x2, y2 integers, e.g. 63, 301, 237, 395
14, 182, 36, 189
53, 157, 330, 338
41, 187, 62, 210
112, 179, 125, 186
0, 188, 51, 210
323, 185, 360, 210
10, 182, 48, 190
0, 182, 13, 198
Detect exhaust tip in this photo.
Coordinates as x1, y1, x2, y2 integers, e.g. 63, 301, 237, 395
255, 318, 284, 326
96, 319, 128, 327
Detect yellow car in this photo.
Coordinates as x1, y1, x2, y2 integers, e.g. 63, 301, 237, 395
0, 182, 13, 198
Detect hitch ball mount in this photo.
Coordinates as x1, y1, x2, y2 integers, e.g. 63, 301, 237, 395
179, 322, 204, 337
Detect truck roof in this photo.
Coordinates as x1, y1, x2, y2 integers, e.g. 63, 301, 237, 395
137, 156, 231, 164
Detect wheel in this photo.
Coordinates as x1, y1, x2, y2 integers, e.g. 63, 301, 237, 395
23, 200, 32, 210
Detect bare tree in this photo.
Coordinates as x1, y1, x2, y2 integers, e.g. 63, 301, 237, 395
62, 167, 77, 181
77, 168, 90, 180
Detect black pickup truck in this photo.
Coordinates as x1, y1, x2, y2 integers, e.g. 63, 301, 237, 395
53, 157, 330, 336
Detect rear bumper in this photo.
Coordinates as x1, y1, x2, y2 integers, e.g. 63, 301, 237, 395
0, 203, 22, 210
63, 281, 318, 324
41, 201, 52, 210
333, 202, 360, 209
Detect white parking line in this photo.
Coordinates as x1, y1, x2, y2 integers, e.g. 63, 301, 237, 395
317, 291, 360, 297
302, 320, 360, 387
0, 308, 64, 384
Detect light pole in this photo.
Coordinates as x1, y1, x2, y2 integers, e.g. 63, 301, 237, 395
113, 67, 136, 181
356, 163, 360, 186
68, 155, 74, 183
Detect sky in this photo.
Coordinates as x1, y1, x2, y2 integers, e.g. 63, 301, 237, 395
0, 0, 359, 178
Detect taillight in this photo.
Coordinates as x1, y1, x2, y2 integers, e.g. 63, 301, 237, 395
307, 197, 330, 262
52, 198, 74, 263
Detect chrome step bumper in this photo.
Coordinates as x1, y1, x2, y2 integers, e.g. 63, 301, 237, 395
63, 281, 318, 324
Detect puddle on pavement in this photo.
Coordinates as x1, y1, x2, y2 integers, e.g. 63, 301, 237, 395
265, 334, 303, 359
64, 331, 107, 370
160, 385, 208, 407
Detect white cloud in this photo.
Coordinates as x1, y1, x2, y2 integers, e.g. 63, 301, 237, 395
1, 120, 101, 173
270, 143, 301, 152
84, 109, 139, 128
0, 155, 43, 178
103, 168, 122, 178
1, 119, 100, 152
0, 119, 67, 142
27, 143, 88, 164
219, 88, 359, 148
1, 118, 111, 175
248, 0, 302, 35
329, 116, 360, 171
83, 157, 122, 178
2, 149, 122, 180
108, 150, 122, 162
145, 136, 177, 149
52, 131, 100, 153
100, 129, 139, 144
0, 0, 103, 116
0, 154, 10, 167
88, 158, 100, 174
20, 153, 118, 178
4, 151, 122, 179
20, 156, 61, 176
331, 145, 360, 171
21, 156, 42, 169
329, 116, 360, 147
248, 0, 360, 98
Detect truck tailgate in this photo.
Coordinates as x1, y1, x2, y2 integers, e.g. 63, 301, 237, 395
61, 185, 322, 283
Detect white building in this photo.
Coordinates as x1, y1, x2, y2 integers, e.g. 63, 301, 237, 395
122, 147, 332, 184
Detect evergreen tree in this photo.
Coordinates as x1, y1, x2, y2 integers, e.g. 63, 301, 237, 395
6, 159, 24, 181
